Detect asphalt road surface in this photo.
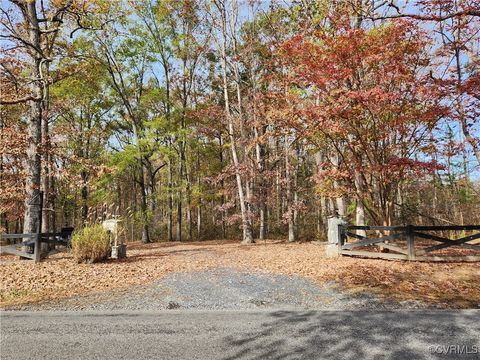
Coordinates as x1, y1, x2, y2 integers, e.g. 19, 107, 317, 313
1, 310, 479, 360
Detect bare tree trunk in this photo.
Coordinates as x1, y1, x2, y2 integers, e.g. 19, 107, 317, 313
41, 105, 50, 235
168, 157, 174, 241
81, 171, 88, 222
130, 121, 150, 243
187, 170, 193, 241
276, 153, 281, 228
138, 167, 150, 243
331, 153, 347, 217
176, 118, 186, 242
176, 187, 182, 241
23, 2, 43, 235
146, 162, 157, 214
320, 196, 327, 227
314, 150, 329, 235
197, 203, 201, 239
451, 21, 480, 167
354, 169, 367, 236
41, 98, 53, 251
293, 171, 299, 239
219, 135, 226, 239
252, 84, 266, 240
215, 0, 253, 243
0, 117, 4, 232
255, 149, 266, 240
285, 136, 295, 242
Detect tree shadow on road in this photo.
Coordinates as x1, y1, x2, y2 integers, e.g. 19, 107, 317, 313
222, 310, 480, 360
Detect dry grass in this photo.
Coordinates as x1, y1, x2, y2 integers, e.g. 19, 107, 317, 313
71, 224, 111, 263
1, 240, 479, 308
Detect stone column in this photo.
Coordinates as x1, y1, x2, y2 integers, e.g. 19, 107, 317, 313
326, 216, 347, 258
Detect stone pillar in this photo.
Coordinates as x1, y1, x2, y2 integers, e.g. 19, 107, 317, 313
326, 216, 347, 258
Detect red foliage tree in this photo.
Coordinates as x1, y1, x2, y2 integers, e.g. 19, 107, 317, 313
274, 20, 447, 225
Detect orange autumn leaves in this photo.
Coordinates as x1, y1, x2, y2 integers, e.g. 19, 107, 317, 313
270, 21, 447, 222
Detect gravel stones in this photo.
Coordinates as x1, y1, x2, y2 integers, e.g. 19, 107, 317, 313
9, 267, 432, 311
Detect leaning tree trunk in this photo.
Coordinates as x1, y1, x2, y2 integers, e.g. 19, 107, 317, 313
449, 21, 480, 168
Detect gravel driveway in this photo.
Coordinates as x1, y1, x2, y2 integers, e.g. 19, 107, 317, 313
10, 267, 431, 311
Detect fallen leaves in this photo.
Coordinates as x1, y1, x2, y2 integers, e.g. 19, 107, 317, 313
0, 240, 479, 308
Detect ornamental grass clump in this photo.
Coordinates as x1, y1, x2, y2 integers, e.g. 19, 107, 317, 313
71, 224, 110, 263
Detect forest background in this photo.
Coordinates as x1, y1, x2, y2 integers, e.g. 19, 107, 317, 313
1, 0, 479, 244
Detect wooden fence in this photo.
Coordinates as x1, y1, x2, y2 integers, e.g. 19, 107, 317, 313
0, 191, 73, 263
0, 231, 73, 263
338, 225, 480, 262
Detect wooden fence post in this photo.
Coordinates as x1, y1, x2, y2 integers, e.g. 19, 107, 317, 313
406, 225, 415, 261
33, 233, 41, 263
34, 191, 44, 263
337, 224, 346, 254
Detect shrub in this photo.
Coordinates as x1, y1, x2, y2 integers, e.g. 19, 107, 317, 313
71, 224, 110, 263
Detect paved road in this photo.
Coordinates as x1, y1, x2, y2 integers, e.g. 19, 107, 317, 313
1, 310, 479, 360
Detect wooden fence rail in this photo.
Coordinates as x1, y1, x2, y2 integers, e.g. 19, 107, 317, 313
338, 224, 480, 262
0, 192, 75, 263
0, 231, 73, 263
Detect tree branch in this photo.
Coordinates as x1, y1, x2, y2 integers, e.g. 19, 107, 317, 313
371, 10, 480, 22
0, 95, 41, 105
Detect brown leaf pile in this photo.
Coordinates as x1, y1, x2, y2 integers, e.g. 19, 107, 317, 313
1, 240, 479, 308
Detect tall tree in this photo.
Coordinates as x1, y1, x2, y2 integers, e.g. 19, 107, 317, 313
277, 19, 446, 226
0, 0, 112, 234
210, 0, 254, 243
